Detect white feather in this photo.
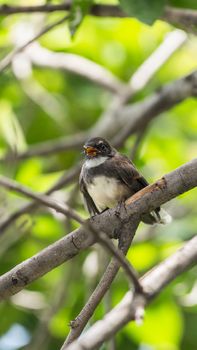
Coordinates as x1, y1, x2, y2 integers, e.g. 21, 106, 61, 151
85, 156, 108, 169
151, 208, 172, 225
87, 175, 127, 211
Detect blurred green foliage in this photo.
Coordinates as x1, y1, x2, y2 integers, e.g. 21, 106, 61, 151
0, 1, 197, 350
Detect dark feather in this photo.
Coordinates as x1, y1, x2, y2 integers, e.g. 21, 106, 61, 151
110, 155, 161, 224
79, 175, 99, 215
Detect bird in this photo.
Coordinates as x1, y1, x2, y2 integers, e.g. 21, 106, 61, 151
79, 137, 172, 225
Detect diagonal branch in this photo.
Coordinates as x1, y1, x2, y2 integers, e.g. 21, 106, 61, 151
113, 70, 197, 146
64, 221, 138, 346
0, 158, 196, 302
89, 30, 187, 140
0, 164, 81, 234
65, 235, 197, 350
0, 175, 143, 294
0, 175, 84, 224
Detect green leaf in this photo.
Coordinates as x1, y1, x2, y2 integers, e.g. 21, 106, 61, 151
69, 0, 94, 37
119, 0, 166, 25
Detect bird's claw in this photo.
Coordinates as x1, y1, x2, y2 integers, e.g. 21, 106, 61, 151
115, 200, 126, 218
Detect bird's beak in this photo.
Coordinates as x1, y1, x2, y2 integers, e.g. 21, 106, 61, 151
83, 146, 97, 157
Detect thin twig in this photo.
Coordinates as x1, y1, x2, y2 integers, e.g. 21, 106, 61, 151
0, 14, 69, 72
87, 224, 143, 294
0, 175, 83, 224
0, 164, 81, 234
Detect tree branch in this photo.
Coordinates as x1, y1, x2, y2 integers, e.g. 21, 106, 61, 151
0, 14, 69, 72
0, 3, 196, 27
0, 164, 81, 234
0, 175, 143, 294
112, 71, 197, 146
65, 235, 197, 350
163, 6, 197, 27
128, 29, 187, 93
24, 43, 127, 94
0, 158, 196, 301
3, 68, 195, 162
64, 221, 138, 346
0, 175, 84, 224
89, 30, 187, 140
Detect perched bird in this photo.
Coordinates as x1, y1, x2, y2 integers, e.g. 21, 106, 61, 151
80, 137, 171, 225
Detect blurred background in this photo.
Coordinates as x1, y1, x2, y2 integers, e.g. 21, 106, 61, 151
0, 1, 197, 350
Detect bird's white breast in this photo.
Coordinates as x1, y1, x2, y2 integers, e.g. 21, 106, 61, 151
87, 175, 127, 211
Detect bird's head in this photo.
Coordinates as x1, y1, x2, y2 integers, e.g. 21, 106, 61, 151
83, 137, 115, 159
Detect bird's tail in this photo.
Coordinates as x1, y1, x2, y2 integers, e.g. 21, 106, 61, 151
151, 208, 172, 225
141, 208, 172, 225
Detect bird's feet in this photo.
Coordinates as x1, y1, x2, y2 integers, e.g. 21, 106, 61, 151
100, 207, 109, 214
114, 200, 127, 240
115, 200, 126, 218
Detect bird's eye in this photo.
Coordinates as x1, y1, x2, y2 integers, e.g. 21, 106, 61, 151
99, 143, 107, 152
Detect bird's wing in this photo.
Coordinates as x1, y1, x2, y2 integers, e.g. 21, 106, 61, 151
108, 154, 149, 193
79, 175, 99, 216
109, 155, 162, 223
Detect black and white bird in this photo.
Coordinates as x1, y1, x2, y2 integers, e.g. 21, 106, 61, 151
79, 137, 171, 225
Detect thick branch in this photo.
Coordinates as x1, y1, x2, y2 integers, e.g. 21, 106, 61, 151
0, 175, 144, 292
66, 235, 197, 350
0, 159, 196, 301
